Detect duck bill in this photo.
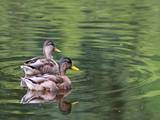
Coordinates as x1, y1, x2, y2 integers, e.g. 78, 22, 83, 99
71, 101, 79, 105
55, 48, 61, 52
71, 65, 80, 71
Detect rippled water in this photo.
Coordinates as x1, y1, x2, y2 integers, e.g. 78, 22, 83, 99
0, 0, 160, 120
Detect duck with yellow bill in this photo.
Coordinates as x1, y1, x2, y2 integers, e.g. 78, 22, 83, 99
21, 40, 61, 76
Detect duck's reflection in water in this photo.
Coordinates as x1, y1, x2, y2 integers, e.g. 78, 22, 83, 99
21, 90, 78, 115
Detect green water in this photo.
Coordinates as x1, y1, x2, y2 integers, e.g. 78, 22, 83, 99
0, 0, 160, 119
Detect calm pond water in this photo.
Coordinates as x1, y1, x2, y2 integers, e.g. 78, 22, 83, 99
0, 0, 160, 120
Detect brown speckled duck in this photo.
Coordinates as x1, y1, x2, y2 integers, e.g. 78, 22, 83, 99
21, 40, 61, 76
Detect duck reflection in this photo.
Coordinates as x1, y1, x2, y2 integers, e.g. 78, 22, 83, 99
20, 89, 78, 115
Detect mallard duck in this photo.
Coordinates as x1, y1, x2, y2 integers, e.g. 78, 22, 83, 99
21, 57, 79, 91
21, 40, 61, 76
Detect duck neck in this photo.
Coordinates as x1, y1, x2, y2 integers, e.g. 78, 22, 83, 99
59, 64, 67, 76
43, 47, 53, 59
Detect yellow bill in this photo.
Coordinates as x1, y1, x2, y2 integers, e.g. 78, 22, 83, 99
71, 65, 80, 71
55, 48, 61, 52
72, 101, 79, 105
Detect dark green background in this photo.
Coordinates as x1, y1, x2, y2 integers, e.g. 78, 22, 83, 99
0, 0, 160, 120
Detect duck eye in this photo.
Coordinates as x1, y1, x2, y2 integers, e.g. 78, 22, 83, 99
49, 42, 54, 46
48, 42, 51, 45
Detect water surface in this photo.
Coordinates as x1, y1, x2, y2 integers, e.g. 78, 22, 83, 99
0, 0, 160, 120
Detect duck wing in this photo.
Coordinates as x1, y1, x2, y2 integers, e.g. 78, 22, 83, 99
25, 56, 42, 64
20, 65, 41, 76
25, 57, 46, 68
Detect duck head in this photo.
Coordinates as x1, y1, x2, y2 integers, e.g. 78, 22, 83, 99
59, 57, 80, 75
43, 40, 61, 59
